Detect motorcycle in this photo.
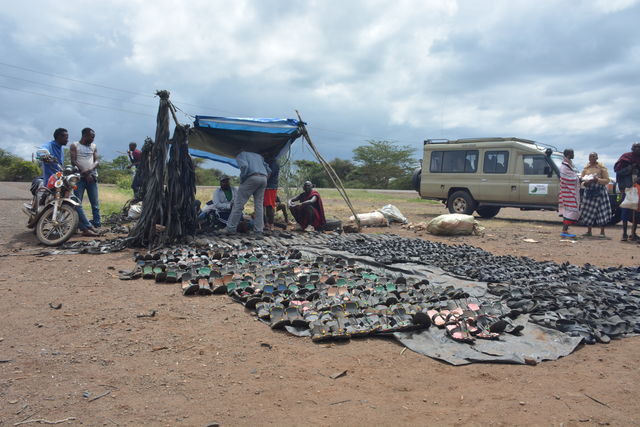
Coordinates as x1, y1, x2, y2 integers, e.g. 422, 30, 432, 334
22, 149, 81, 246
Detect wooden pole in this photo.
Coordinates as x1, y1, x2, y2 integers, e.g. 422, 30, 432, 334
295, 110, 361, 230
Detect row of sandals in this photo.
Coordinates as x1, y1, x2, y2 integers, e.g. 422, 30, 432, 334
128, 246, 524, 343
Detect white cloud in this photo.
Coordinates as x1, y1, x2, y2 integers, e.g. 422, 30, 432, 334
594, 0, 639, 13
0, 0, 638, 172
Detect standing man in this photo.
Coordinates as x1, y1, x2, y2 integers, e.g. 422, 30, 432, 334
263, 154, 280, 231
127, 142, 143, 199
40, 128, 68, 183
224, 151, 270, 235
558, 148, 580, 238
614, 142, 640, 241
70, 128, 101, 234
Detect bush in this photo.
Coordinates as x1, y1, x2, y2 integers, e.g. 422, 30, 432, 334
0, 160, 41, 182
116, 175, 133, 190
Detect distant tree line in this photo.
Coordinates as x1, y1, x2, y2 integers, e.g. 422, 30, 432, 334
291, 140, 417, 190
1, 139, 417, 190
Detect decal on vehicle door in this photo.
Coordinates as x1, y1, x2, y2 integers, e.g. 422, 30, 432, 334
528, 183, 548, 195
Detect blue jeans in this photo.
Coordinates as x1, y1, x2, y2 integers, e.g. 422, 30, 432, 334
75, 178, 101, 230
226, 175, 266, 233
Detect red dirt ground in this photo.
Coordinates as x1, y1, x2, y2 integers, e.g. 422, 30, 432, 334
1, 182, 638, 426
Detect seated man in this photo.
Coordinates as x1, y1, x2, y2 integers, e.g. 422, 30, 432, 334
288, 181, 326, 231
199, 175, 237, 228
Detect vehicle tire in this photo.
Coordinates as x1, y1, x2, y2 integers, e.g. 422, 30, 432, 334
447, 190, 476, 215
476, 206, 501, 219
412, 168, 422, 193
36, 204, 79, 246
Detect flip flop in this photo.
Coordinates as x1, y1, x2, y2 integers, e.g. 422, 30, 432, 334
181, 273, 199, 296
445, 320, 475, 344
285, 306, 308, 328
310, 322, 331, 342
165, 266, 179, 283
426, 309, 449, 328
198, 278, 212, 296
256, 302, 273, 320
269, 305, 289, 329
142, 263, 154, 279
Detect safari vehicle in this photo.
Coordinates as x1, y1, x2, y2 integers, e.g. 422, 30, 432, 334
412, 137, 621, 222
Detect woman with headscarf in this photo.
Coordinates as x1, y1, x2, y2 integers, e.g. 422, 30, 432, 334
558, 148, 580, 238
613, 142, 640, 241
579, 152, 611, 238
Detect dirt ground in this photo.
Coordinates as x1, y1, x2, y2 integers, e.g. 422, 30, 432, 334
1, 181, 639, 426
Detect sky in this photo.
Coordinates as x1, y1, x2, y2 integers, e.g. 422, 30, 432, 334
0, 0, 639, 175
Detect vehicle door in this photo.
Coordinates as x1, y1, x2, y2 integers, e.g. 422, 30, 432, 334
473, 150, 517, 202
515, 153, 559, 205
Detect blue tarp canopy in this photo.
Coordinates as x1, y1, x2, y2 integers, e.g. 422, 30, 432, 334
188, 116, 304, 168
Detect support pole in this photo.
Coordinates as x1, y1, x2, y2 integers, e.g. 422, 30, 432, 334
295, 110, 361, 230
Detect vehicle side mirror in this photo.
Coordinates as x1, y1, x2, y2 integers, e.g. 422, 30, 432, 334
544, 166, 552, 177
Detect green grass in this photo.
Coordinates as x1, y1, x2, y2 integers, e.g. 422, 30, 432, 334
94, 184, 440, 219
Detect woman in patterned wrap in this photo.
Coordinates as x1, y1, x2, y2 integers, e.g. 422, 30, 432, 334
558, 148, 580, 238
579, 152, 611, 238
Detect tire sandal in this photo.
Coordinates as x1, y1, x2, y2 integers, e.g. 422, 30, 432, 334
445, 320, 475, 344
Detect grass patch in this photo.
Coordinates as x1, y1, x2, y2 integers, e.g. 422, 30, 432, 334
92, 184, 442, 220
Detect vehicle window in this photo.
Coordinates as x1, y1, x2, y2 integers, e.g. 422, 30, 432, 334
483, 151, 509, 174
430, 150, 478, 173
550, 154, 563, 171
429, 151, 443, 172
523, 155, 549, 175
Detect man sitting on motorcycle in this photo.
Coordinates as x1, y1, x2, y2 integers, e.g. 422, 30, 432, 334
40, 128, 68, 183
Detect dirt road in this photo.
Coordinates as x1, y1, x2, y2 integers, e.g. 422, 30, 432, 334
1, 182, 638, 426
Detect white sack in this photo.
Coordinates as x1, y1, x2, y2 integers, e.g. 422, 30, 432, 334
377, 204, 408, 224
127, 202, 143, 220
426, 213, 483, 236
348, 211, 389, 227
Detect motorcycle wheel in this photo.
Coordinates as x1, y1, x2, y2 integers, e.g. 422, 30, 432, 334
36, 204, 79, 246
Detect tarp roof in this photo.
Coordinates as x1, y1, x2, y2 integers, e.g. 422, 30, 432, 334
188, 116, 304, 168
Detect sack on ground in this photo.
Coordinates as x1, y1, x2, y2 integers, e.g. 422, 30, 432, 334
348, 211, 389, 227
620, 187, 639, 210
426, 213, 484, 236
377, 204, 408, 224
127, 202, 143, 220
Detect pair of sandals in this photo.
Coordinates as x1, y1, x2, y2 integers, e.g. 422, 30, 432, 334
181, 272, 215, 296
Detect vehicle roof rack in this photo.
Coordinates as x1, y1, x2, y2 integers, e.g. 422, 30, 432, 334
423, 137, 558, 152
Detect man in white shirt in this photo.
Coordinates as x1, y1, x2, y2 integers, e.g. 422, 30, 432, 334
199, 175, 237, 227
70, 128, 100, 236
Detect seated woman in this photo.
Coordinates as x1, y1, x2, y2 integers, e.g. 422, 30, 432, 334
288, 181, 326, 231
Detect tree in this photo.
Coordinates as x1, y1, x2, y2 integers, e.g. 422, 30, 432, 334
293, 160, 328, 188
329, 158, 355, 181
352, 140, 417, 189
0, 149, 41, 182
111, 155, 131, 170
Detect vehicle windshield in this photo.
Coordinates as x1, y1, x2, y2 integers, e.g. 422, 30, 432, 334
550, 154, 564, 170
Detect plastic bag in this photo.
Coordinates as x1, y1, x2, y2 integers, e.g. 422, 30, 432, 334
426, 213, 484, 236
127, 202, 143, 220
620, 187, 639, 210
348, 211, 389, 227
377, 204, 408, 224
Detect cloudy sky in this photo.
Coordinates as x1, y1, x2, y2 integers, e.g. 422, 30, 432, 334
1, 0, 639, 173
